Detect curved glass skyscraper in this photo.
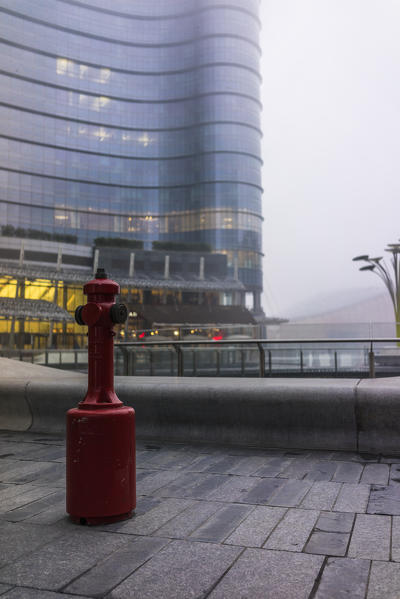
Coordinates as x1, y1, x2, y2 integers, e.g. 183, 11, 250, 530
0, 0, 263, 300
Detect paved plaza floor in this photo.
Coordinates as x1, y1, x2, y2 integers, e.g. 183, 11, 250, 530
1, 432, 400, 598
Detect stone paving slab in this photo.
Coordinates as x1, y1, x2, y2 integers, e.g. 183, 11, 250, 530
155, 500, 221, 539
0, 521, 62, 569
254, 456, 293, 477
304, 511, 355, 556
109, 540, 242, 599
224, 506, 287, 548
391, 516, 400, 561
206, 474, 260, 502
314, 557, 370, 599
2, 430, 400, 597
0, 489, 65, 523
268, 479, 311, 507
208, 549, 324, 599
303, 460, 339, 482
64, 536, 168, 597
368, 481, 400, 515
0, 529, 127, 590
361, 463, 390, 485
332, 461, 363, 483
0, 590, 88, 599
334, 483, 371, 513
348, 514, 391, 560
189, 503, 252, 542
264, 508, 319, 552
367, 561, 400, 599
301, 481, 342, 510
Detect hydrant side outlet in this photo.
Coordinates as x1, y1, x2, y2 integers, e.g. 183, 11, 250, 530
66, 268, 136, 525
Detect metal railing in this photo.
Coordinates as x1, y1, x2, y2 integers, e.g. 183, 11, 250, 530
1, 338, 400, 378
115, 338, 400, 378
0, 348, 88, 369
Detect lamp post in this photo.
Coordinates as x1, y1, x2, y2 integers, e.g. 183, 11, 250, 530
353, 243, 400, 338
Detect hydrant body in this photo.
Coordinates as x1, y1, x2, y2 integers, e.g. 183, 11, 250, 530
66, 269, 135, 525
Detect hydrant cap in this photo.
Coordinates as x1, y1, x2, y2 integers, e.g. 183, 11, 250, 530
95, 268, 107, 279
84, 268, 120, 295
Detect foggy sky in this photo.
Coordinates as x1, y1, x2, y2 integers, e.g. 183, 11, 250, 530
260, 0, 400, 318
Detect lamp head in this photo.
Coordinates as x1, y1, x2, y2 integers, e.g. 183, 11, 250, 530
386, 244, 400, 253
352, 255, 369, 262
359, 265, 376, 271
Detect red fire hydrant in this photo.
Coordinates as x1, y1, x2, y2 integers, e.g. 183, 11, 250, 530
66, 268, 135, 525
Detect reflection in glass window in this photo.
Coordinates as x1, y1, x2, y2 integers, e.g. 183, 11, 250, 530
56, 57, 68, 75
92, 96, 110, 111
79, 64, 88, 79
99, 68, 111, 83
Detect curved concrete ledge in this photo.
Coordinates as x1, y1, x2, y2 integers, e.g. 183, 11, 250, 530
0, 379, 32, 431
0, 359, 400, 453
116, 377, 358, 451
357, 377, 400, 454
0, 357, 86, 433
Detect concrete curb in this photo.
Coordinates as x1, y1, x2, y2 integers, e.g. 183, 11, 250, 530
1, 372, 399, 453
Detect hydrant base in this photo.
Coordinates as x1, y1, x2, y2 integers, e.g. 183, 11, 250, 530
69, 510, 134, 526
66, 405, 136, 523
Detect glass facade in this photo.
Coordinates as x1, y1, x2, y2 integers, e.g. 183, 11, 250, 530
0, 0, 263, 291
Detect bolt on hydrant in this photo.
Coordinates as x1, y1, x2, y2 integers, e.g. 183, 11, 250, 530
66, 268, 135, 525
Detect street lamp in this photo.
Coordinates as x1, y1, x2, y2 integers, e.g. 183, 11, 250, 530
353, 243, 400, 338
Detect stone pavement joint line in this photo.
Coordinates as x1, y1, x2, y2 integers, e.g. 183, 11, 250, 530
1, 432, 400, 598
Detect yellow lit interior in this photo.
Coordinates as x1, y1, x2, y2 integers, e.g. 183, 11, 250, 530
0, 277, 87, 348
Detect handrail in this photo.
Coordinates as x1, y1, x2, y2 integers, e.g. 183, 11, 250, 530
115, 338, 400, 378
0, 337, 399, 355
116, 338, 400, 347
1, 338, 400, 378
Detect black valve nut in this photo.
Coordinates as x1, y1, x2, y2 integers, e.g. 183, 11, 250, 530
75, 305, 85, 325
110, 303, 128, 324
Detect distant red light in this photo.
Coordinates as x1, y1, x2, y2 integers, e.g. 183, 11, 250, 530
139, 332, 146, 339
212, 335, 223, 341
